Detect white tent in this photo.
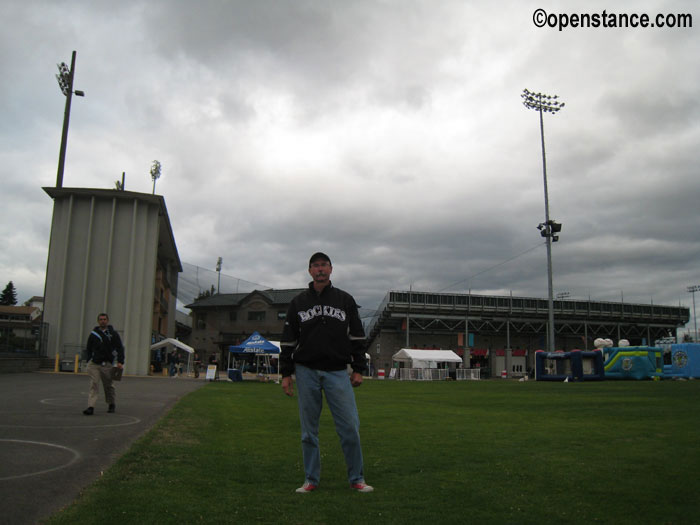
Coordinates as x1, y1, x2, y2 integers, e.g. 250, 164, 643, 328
392, 349, 462, 368
151, 338, 194, 375
151, 338, 194, 353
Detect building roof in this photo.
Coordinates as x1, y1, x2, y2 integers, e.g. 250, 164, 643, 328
186, 288, 306, 309
0, 305, 41, 320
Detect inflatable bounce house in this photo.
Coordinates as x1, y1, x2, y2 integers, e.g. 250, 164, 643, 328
600, 339, 663, 380
658, 343, 700, 379
535, 349, 605, 381
536, 339, 668, 381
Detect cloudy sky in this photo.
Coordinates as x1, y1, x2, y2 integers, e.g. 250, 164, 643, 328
2, 1, 699, 330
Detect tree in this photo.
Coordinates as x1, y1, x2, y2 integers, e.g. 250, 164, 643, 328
0, 281, 18, 306
195, 285, 216, 301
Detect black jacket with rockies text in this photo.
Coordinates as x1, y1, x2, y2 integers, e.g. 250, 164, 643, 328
280, 282, 366, 377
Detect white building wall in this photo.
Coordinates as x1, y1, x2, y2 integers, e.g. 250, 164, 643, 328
43, 188, 178, 375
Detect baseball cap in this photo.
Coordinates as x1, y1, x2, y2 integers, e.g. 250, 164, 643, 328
309, 252, 332, 267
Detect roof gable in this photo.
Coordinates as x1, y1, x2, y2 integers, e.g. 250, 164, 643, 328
185, 288, 305, 309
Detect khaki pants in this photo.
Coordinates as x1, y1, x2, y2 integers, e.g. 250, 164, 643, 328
87, 361, 116, 408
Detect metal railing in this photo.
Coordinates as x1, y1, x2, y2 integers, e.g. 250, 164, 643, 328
456, 368, 481, 380
398, 368, 449, 381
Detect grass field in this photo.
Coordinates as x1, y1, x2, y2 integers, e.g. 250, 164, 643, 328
48, 379, 700, 524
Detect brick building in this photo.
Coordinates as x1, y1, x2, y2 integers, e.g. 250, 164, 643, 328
186, 289, 304, 365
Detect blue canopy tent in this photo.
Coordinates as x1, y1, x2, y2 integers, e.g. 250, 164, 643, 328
228, 332, 281, 381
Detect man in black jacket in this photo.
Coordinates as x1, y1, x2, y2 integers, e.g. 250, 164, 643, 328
83, 313, 124, 415
280, 252, 373, 493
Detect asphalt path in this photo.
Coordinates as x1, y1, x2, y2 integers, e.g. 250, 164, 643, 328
0, 371, 207, 524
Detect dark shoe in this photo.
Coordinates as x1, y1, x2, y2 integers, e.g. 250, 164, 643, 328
83, 407, 94, 415
108, 404, 116, 413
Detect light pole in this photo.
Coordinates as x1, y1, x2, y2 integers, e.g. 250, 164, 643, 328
55, 50, 85, 188
688, 285, 700, 342
216, 257, 223, 294
522, 88, 565, 352
150, 160, 162, 194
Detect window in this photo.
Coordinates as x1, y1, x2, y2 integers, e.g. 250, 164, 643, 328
248, 311, 266, 321
229, 311, 237, 321
391, 292, 409, 303
277, 311, 286, 320
411, 293, 424, 303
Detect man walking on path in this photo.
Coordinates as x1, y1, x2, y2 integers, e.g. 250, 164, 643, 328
280, 252, 373, 494
83, 313, 124, 415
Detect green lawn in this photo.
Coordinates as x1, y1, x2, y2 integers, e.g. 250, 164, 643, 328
48, 380, 700, 524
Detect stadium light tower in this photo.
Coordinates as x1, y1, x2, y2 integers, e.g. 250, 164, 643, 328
522, 88, 565, 353
216, 257, 223, 294
150, 160, 162, 194
55, 50, 85, 188
688, 285, 700, 342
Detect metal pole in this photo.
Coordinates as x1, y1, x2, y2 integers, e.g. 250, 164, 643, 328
694, 291, 698, 342
692, 289, 698, 342
406, 284, 411, 348
538, 102, 556, 353
687, 286, 699, 342
464, 288, 470, 367
56, 51, 77, 188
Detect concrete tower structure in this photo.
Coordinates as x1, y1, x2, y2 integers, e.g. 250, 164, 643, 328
42, 187, 181, 375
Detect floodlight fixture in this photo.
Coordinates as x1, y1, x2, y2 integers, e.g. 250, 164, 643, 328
150, 160, 162, 194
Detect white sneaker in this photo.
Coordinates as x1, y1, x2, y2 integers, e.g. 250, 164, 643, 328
295, 481, 318, 493
351, 481, 374, 493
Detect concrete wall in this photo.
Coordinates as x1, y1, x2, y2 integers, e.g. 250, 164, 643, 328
0, 358, 42, 373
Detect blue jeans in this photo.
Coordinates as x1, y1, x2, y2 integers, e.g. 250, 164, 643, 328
295, 364, 365, 485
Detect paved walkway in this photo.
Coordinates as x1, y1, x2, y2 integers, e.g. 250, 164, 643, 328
0, 371, 207, 525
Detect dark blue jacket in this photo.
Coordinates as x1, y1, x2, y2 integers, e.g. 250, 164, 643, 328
86, 325, 124, 365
